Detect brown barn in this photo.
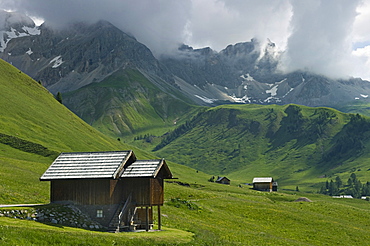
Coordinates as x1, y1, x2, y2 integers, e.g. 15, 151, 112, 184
252, 177, 278, 192
40, 151, 172, 232
216, 176, 230, 185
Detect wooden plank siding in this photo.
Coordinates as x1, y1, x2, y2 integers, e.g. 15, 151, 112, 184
50, 178, 165, 206
51, 179, 111, 205
119, 178, 164, 206
150, 178, 164, 205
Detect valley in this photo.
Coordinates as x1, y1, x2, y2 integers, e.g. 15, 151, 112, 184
2, 12, 370, 245
2, 56, 370, 245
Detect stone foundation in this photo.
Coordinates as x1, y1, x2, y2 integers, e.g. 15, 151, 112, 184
0, 204, 104, 230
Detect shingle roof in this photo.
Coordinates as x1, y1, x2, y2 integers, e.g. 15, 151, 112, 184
121, 159, 165, 178
40, 151, 131, 180
216, 176, 230, 182
253, 177, 273, 183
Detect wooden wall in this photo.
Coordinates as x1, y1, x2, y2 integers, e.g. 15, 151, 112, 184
51, 179, 112, 205
51, 177, 165, 206
120, 178, 164, 206
253, 182, 272, 191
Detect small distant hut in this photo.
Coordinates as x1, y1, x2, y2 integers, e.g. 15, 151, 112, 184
40, 151, 172, 232
252, 177, 278, 192
216, 176, 230, 185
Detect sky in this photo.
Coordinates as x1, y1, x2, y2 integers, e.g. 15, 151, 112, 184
1, 0, 370, 80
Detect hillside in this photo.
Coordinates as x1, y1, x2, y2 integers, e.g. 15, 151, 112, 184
153, 104, 370, 191
0, 59, 151, 204
63, 68, 197, 137
334, 100, 370, 116
3, 59, 370, 245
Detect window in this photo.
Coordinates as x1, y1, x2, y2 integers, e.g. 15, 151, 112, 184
96, 209, 103, 218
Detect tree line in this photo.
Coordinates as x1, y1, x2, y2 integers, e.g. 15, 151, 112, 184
319, 173, 370, 198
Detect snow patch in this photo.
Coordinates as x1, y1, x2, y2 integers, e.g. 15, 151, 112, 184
355, 97, 360, 100
49, 56, 64, 68
230, 94, 251, 103
266, 85, 278, 96
282, 88, 294, 98
264, 96, 281, 103
22, 26, 40, 35
195, 95, 217, 104
0, 26, 40, 52
240, 73, 254, 81
360, 94, 369, 98
265, 78, 287, 97
26, 48, 33, 55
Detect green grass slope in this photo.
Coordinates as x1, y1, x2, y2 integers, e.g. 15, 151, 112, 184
335, 99, 370, 116
3, 172, 370, 245
63, 68, 198, 139
155, 104, 370, 191
0, 59, 149, 204
2, 59, 370, 245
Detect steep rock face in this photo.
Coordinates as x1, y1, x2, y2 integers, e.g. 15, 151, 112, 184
0, 10, 40, 52
160, 40, 370, 107
0, 18, 174, 94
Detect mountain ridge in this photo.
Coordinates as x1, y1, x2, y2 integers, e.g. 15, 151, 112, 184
2, 14, 370, 111
2, 14, 370, 185
0, 16, 176, 94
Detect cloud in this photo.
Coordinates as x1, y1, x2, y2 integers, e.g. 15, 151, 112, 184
0, 0, 192, 56
0, 0, 293, 55
185, 0, 291, 51
1, 0, 370, 79
353, 0, 370, 44
280, 0, 362, 79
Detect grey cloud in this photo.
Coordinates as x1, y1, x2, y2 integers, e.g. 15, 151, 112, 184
0, 0, 192, 56
281, 0, 361, 78
186, 0, 291, 51
0, 0, 367, 79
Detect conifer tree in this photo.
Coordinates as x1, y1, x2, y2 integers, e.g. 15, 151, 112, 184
55, 92, 63, 104
335, 176, 343, 188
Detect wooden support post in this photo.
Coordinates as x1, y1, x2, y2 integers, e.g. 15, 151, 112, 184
158, 205, 161, 230
145, 206, 149, 232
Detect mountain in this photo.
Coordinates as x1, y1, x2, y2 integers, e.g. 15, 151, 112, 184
0, 12, 176, 95
3, 22, 370, 246
0, 12, 198, 138
0, 10, 40, 53
62, 68, 196, 136
160, 39, 370, 107
2, 13, 370, 113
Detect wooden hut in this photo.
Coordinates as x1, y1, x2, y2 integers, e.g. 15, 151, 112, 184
215, 176, 230, 185
40, 151, 172, 232
252, 177, 278, 192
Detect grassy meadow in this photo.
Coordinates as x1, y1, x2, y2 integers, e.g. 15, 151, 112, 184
2, 59, 370, 245
2, 167, 370, 245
